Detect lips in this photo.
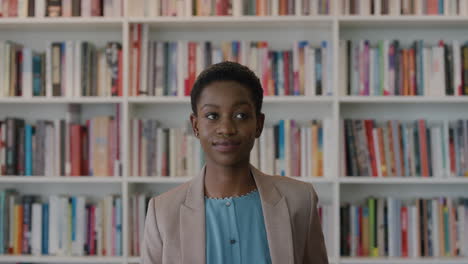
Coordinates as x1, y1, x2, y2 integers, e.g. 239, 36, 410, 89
212, 139, 241, 152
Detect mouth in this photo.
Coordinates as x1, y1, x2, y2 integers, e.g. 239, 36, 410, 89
212, 140, 241, 153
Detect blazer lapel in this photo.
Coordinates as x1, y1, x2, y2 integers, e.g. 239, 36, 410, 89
180, 166, 206, 264
251, 166, 294, 264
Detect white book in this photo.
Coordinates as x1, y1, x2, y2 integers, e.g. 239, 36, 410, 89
176, 0, 184, 16
22, 48, 33, 98
170, 128, 176, 177
54, 120, 60, 176
75, 196, 86, 256
148, 0, 159, 16
361, 0, 371, 15
350, 205, 357, 256
115, 0, 123, 16
18, 0, 27, 17
462, 0, 468, 16
31, 203, 42, 256
105, 196, 113, 256
444, 0, 450, 15
49, 195, 59, 255
272, 0, 279, 15
154, 42, 164, 96
233, 0, 242, 16
374, 0, 381, 15
458, 204, 466, 256
104, 0, 114, 17
387, 197, 396, 257
140, 24, 149, 96
138, 194, 146, 248
295, 0, 301, 15
432, 198, 440, 257
81, 0, 91, 17
133, 119, 140, 176
156, 128, 163, 176
35, 0, 46, 17
185, 0, 192, 16
408, 205, 416, 257
95, 204, 103, 256
310, 0, 317, 15
423, 47, 431, 96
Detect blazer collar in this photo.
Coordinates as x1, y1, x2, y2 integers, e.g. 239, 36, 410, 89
180, 164, 294, 264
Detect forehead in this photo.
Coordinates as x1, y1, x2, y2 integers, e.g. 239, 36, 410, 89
198, 81, 254, 108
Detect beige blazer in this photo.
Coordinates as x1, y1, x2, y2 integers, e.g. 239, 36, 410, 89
142, 165, 329, 264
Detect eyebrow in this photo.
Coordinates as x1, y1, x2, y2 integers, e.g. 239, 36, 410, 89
201, 101, 251, 109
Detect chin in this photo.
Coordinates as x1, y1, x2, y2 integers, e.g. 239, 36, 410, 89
208, 154, 249, 168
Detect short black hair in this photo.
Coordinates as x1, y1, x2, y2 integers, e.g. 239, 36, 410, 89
190, 61, 264, 115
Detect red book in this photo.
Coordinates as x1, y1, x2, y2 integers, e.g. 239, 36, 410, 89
418, 120, 429, 177
401, 206, 409, 257
187, 42, 197, 96
364, 120, 378, 177
91, 0, 101, 16
81, 126, 88, 176
70, 124, 82, 176
89, 205, 96, 255
358, 207, 363, 256
9, 0, 18, 17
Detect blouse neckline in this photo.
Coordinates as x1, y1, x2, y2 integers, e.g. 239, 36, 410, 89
205, 188, 258, 200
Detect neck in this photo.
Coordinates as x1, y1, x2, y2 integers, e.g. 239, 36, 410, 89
204, 161, 257, 199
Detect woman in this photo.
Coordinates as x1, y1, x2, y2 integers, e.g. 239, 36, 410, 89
142, 61, 328, 264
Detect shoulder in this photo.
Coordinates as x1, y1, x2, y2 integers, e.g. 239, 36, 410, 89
149, 181, 191, 213
260, 173, 319, 207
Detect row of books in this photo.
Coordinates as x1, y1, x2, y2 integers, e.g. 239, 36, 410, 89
0, 0, 122, 18
342, 0, 467, 16
130, 25, 333, 97
341, 197, 468, 257
0, 105, 121, 177
130, 120, 204, 177
0, 41, 122, 98
251, 119, 328, 177
130, 118, 328, 177
128, 0, 331, 17
341, 40, 468, 96
343, 119, 468, 178
0, 190, 122, 256
128, 192, 333, 257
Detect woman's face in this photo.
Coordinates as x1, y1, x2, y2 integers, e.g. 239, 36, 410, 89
190, 81, 265, 168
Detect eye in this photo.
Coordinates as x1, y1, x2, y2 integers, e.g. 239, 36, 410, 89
235, 113, 247, 119
206, 113, 218, 120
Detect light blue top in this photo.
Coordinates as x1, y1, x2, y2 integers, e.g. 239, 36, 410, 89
205, 189, 272, 264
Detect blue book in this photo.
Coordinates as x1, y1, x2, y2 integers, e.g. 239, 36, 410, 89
33, 54, 43, 96
71, 197, 77, 242
25, 124, 33, 176
278, 120, 285, 176
439, 0, 444, 14
116, 197, 122, 256
42, 203, 49, 255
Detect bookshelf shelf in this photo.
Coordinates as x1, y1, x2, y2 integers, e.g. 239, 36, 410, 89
339, 257, 468, 264
0, 17, 124, 30
339, 96, 468, 104
0, 255, 125, 263
0, 97, 123, 104
128, 15, 333, 29
128, 96, 334, 104
0, 176, 123, 183
339, 177, 468, 184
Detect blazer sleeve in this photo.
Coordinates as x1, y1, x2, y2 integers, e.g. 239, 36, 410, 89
303, 186, 329, 264
142, 197, 163, 264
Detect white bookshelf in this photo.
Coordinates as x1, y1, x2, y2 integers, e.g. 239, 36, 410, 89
1, 3, 468, 264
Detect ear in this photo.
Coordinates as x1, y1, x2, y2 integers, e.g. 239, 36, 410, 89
255, 113, 265, 138
190, 113, 199, 137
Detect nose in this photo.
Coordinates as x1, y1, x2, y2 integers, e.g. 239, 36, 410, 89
216, 117, 237, 136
